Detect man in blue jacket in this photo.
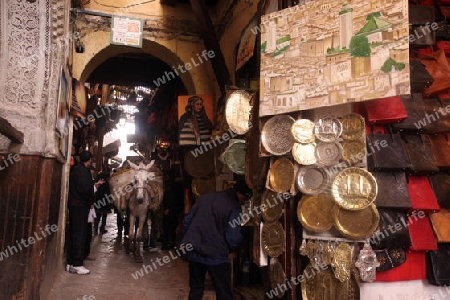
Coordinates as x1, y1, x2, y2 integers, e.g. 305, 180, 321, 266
181, 180, 253, 300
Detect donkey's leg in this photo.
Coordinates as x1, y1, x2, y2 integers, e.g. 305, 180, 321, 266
128, 215, 136, 253
134, 213, 146, 263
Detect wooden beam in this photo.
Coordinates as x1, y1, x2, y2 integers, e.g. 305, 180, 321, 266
0, 116, 24, 144
189, 0, 231, 95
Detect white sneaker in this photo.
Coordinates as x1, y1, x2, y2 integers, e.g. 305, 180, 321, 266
65, 264, 72, 272
69, 265, 90, 275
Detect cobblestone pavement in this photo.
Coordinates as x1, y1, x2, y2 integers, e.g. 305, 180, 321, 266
47, 214, 217, 300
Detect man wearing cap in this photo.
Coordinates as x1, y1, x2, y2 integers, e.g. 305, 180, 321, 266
181, 180, 253, 300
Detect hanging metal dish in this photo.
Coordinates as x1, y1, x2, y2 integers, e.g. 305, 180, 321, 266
225, 90, 253, 135
261, 115, 295, 156
223, 140, 246, 175
342, 139, 366, 165
331, 167, 378, 211
297, 194, 335, 233
333, 204, 380, 240
269, 157, 295, 193
315, 141, 343, 167
296, 165, 330, 195
292, 142, 317, 165
261, 221, 286, 258
184, 149, 215, 177
261, 189, 285, 223
314, 116, 343, 142
291, 119, 316, 144
340, 113, 365, 141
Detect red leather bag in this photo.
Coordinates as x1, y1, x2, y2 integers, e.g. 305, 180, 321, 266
362, 96, 408, 124
407, 176, 440, 212
435, 41, 450, 56
407, 210, 438, 250
375, 250, 427, 282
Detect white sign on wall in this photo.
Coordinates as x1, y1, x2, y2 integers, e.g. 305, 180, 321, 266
110, 16, 143, 48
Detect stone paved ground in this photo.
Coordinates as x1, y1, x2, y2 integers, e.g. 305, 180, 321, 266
47, 214, 217, 300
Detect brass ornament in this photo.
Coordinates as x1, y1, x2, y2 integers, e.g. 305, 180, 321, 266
291, 119, 316, 143
342, 140, 366, 165
262, 221, 286, 258
292, 142, 317, 165
297, 194, 335, 233
314, 116, 343, 142
333, 204, 380, 240
269, 257, 287, 299
225, 90, 253, 135
331, 167, 378, 210
331, 242, 353, 282
223, 140, 246, 175
184, 149, 215, 177
261, 115, 295, 156
261, 189, 285, 223
269, 157, 295, 193
340, 113, 365, 141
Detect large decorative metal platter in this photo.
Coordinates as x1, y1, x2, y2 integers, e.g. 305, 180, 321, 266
292, 142, 317, 165
340, 113, 365, 141
261, 189, 285, 223
245, 126, 269, 189
184, 149, 215, 177
333, 204, 380, 240
314, 116, 343, 142
342, 140, 366, 165
297, 194, 335, 232
331, 167, 378, 211
269, 157, 295, 193
261, 115, 295, 155
223, 140, 246, 175
291, 119, 315, 143
315, 141, 343, 167
269, 257, 287, 299
296, 165, 329, 195
225, 90, 253, 135
301, 264, 360, 300
261, 221, 286, 258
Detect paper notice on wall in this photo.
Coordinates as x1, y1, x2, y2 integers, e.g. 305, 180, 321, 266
110, 16, 143, 48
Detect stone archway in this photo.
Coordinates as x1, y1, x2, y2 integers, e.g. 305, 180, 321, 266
73, 31, 216, 95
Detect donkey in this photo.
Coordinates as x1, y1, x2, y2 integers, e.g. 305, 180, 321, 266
126, 160, 163, 262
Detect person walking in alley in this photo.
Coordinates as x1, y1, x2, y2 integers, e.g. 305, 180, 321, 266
161, 171, 184, 250
67, 150, 96, 275
181, 180, 252, 300
93, 172, 112, 235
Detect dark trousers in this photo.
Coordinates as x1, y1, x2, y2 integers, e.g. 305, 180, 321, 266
163, 211, 178, 246
85, 222, 92, 258
67, 206, 89, 267
94, 212, 107, 231
188, 261, 232, 300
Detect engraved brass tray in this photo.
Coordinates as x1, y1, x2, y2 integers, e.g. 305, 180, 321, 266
301, 264, 360, 300
333, 204, 380, 240
269, 157, 295, 193
261, 189, 285, 223
223, 140, 246, 175
297, 194, 335, 232
261, 221, 286, 258
340, 113, 365, 141
314, 116, 343, 142
269, 257, 287, 299
291, 119, 316, 143
261, 115, 295, 156
315, 141, 343, 167
342, 140, 366, 165
331, 167, 378, 210
292, 142, 317, 165
225, 90, 253, 135
296, 165, 329, 195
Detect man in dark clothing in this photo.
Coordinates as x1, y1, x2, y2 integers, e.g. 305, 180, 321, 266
162, 179, 183, 250
93, 172, 112, 235
181, 180, 253, 300
67, 150, 96, 275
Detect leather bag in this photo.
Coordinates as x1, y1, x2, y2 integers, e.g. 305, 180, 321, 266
391, 94, 427, 134
373, 172, 411, 209
402, 134, 439, 175
417, 50, 450, 96
429, 134, 450, 170
426, 243, 450, 286
375, 248, 406, 272
370, 208, 411, 249
375, 250, 427, 282
429, 209, 450, 242
366, 131, 412, 171
409, 60, 434, 94
407, 176, 440, 212
408, 211, 438, 250
421, 97, 450, 134
362, 96, 408, 124
428, 172, 450, 208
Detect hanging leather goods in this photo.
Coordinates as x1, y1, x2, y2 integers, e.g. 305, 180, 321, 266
407, 210, 438, 250
429, 209, 450, 242
391, 94, 427, 134
362, 96, 408, 124
428, 172, 450, 208
426, 243, 450, 286
429, 133, 450, 170
402, 134, 439, 175
373, 172, 411, 209
407, 175, 440, 212
409, 4, 436, 45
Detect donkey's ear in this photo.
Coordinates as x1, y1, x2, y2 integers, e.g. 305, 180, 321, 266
142, 160, 155, 171
128, 160, 139, 170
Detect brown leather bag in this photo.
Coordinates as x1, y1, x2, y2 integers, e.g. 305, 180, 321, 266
402, 134, 439, 175
429, 134, 450, 170
417, 50, 450, 96
373, 172, 411, 209
429, 172, 450, 208
429, 209, 450, 242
